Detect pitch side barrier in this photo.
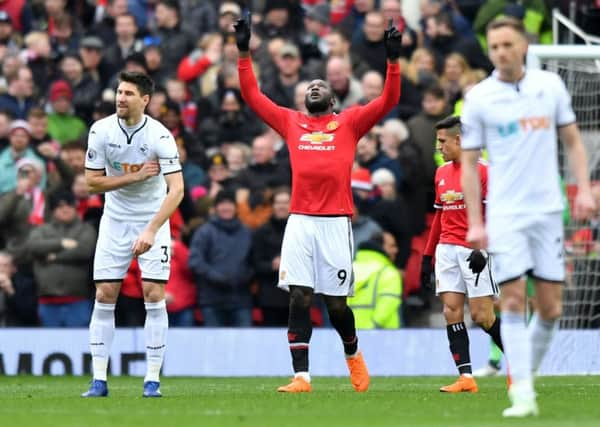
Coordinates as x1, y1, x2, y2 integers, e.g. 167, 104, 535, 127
0, 329, 598, 376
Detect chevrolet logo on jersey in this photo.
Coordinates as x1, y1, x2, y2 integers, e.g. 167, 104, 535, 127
300, 131, 334, 144
440, 190, 464, 203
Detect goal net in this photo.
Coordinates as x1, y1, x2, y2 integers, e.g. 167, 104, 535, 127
528, 44, 600, 329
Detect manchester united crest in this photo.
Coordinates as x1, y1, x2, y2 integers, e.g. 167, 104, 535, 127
326, 120, 339, 131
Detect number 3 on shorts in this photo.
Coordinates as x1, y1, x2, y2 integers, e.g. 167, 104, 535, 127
160, 245, 169, 263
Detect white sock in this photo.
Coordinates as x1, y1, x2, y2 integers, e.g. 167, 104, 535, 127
501, 311, 533, 393
144, 300, 168, 383
529, 313, 558, 373
294, 372, 311, 383
89, 301, 115, 382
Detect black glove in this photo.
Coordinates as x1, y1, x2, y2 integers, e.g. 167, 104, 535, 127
384, 19, 403, 60
233, 12, 251, 52
420, 255, 434, 291
466, 249, 487, 274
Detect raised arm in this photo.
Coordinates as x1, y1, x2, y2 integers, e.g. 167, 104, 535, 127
234, 13, 289, 137
352, 20, 402, 137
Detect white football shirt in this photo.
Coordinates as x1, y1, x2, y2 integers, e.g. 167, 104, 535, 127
461, 68, 575, 219
85, 114, 182, 222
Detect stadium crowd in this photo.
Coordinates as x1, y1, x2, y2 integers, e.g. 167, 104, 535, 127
0, 0, 590, 328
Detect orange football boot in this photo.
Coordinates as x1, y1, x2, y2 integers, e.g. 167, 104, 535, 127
277, 376, 312, 393
439, 375, 479, 393
346, 352, 370, 392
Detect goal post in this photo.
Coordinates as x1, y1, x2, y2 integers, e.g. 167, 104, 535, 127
527, 43, 600, 329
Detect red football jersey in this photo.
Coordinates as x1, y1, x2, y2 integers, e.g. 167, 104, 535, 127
239, 57, 400, 216
433, 160, 487, 248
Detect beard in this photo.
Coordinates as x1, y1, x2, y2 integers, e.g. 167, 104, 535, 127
305, 96, 330, 114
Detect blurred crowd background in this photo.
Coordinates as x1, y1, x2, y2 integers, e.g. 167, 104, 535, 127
0, 0, 598, 329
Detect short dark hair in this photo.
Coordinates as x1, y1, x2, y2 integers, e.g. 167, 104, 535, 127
486, 16, 526, 37
433, 12, 454, 32
118, 71, 155, 97
27, 107, 47, 120
435, 115, 461, 134
423, 84, 445, 100
62, 139, 87, 152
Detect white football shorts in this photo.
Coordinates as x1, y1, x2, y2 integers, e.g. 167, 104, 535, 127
435, 243, 499, 298
278, 214, 355, 296
93, 214, 171, 283
487, 212, 565, 284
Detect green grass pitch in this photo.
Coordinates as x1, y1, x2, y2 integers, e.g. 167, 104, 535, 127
0, 376, 598, 427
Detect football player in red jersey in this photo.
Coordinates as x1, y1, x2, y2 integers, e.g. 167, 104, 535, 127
234, 12, 402, 393
421, 115, 503, 393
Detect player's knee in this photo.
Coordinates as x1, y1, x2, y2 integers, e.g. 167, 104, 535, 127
442, 304, 463, 323
95, 284, 118, 303
143, 286, 164, 303
289, 287, 311, 310
502, 294, 526, 312
470, 308, 493, 327
538, 301, 562, 320
324, 296, 347, 316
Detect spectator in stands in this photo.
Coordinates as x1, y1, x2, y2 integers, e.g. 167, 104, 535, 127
339, 0, 377, 40
177, 32, 223, 95
179, 0, 218, 41
236, 135, 291, 230
0, 120, 46, 194
255, 0, 297, 41
188, 190, 254, 327
60, 140, 86, 175
369, 168, 413, 268
262, 42, 306, 109
299, 2, 330, 70
165, 238, 197, 327
0, 158, 46, 265
380, 119, 427, 234
251, 187, 291, 326
0, 10, 22, 56
226, 143, 252, 178
323, 29, 370, 79
46, 79, 88, 145
419, 0, 475, 44
440, 53, 472, 106
151, 0, 194, 76
403, 47, 439, 91
199, 88, 264, 149
89, 0, 128, 46
160, 99, 203, 166
216, 1, 241, 34
103, 13, 142, 76
206, 152, 236, 200
27, 108, 54, 148
59, 53, 102, 124
350, 168, 383, 251
354, 11, 389, 77
426, 12, 493, 74
21, 31, 56, 95
144, 44, 169, 88
0, 251, 37, 326
348, 231, 403, 328
326, 56, 363, 112
25, 189, 96, 327
0, 0, 33, 34
0, 65, 35, 119
79, 36, 112, 88
50, 13, 81, 60
356, 131, 403, 191
407, 84, 451, 208
177, 142, 207, 198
